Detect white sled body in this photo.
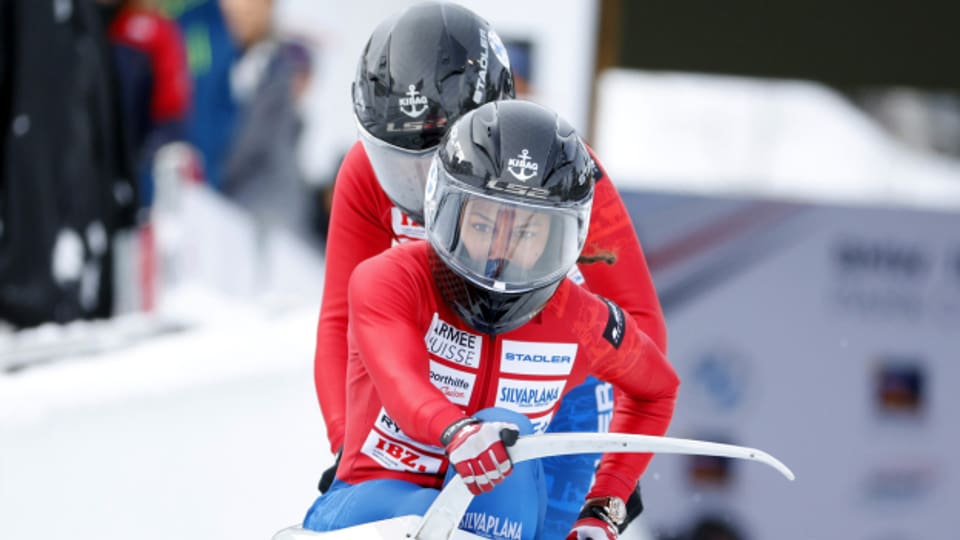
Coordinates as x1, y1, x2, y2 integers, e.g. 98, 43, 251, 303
274, 517, 485, 540
274, 432, 795, 540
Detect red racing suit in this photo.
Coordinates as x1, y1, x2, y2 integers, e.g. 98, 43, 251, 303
315, 141, 667, 454
338, 241, 679, 503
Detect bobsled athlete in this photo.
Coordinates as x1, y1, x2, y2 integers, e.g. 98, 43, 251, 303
303, 100, 679, 540
313, 2, 668, 535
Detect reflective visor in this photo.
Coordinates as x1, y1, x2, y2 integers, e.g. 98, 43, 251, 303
425, 163, 591, 293
358, 119, 436, 223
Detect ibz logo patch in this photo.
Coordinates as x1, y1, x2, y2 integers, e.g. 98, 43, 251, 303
361, 430, 443, 475
363, 409, 445, 475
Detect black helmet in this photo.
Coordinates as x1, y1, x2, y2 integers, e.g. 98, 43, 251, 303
424, 100, 596, 335
352, 1, 515, 224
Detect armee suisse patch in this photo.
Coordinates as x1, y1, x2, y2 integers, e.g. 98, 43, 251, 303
425, 313, 482, 368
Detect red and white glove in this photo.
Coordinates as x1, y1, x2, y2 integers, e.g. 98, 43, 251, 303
442, 418, 519, 495
565, 517, 618, 540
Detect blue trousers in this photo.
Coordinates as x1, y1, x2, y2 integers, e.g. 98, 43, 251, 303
303, 408, 547, 540
541, 376, 612, 539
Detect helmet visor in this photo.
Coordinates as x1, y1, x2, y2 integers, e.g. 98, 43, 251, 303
358, 119, 435, 222
426, 164, 590, 293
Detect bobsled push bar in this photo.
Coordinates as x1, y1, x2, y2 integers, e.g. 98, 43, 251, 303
273, 432, 795, 540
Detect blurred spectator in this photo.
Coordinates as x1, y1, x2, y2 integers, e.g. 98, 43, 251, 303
1, 0, 137, 328
221, 36, 316, 246
218, 0, 272, 48
216, 0, 320, 247
157, 0, 240, 190
98, 0, 192, 210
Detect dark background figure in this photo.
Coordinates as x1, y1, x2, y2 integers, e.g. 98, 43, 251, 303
0, 0, 137, 328
504, 39, 534, 98
157, 0, 240, 191
657, 514, 747, 540
687, 516, 746, 540
98, 0, 192, 211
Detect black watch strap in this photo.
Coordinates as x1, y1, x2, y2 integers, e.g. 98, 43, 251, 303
440, 417, 479, 446
578, 496, 626, 528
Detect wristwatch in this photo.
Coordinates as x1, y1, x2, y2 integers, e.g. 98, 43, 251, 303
580, 496, 627, 528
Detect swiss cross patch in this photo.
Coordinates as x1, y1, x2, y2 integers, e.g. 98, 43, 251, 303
600, 296, 625, 349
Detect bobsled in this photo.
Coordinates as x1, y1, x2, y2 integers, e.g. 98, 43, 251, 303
273, 432, 795, 540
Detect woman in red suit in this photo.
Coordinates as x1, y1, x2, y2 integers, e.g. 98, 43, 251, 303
302, 100, 678, 540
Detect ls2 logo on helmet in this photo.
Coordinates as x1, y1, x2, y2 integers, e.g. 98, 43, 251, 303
386, 118, 448, 133
486, 180, 550, 199
399, 85, 429, 118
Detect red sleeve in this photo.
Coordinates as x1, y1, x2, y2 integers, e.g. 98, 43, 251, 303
314, 142, 396, 453
579, 147, 668, 353
108, 9, 190, 121
347, 245, 466, 445
148, 16, 190, 121
571, 288, 679, 502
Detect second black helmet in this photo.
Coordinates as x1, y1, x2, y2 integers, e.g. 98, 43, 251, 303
353, 1, 515, 223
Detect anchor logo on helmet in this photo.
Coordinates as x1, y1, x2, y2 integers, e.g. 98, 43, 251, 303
399, 85, 429, 118
507, 149, 539, 182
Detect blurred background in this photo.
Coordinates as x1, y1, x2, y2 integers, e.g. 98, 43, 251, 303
2, 1, 958, 539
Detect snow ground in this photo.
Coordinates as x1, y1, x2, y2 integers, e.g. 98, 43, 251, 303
0, 305, 330, 540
